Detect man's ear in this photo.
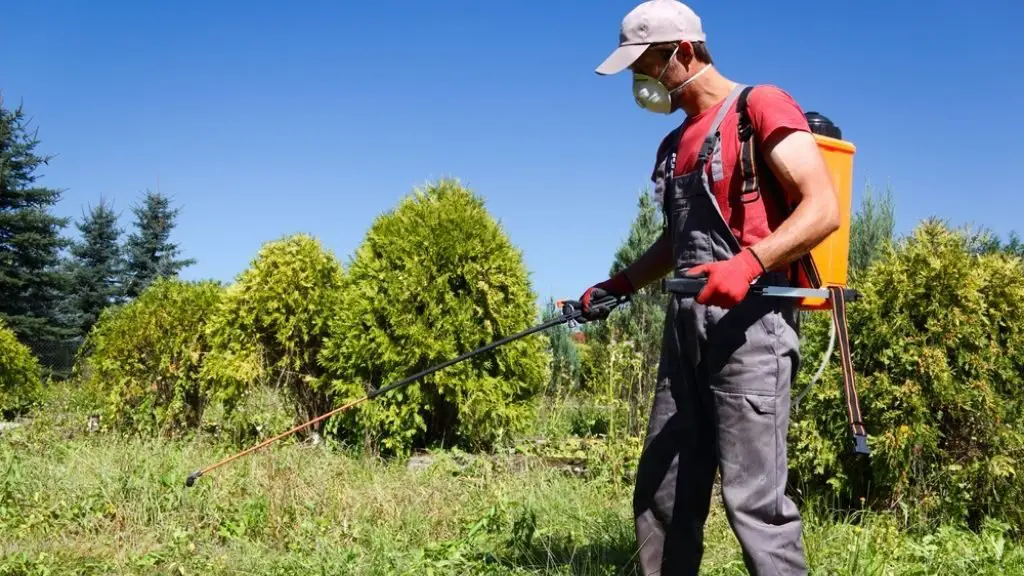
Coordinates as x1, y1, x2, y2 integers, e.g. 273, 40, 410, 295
674, 41, 695, 67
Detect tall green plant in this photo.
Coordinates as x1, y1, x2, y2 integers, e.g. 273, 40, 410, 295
0, 96, 74, 343
542, 298, 581, 393
966, 228, 1024, 259
320, 179, 549, 455
66, 196, 125, 336
0, 317, 43, 420
78, 278, 223, 436
849, 181, 896, 279
790, 220, 1024, 532
579, 190, 667, 436
202, 233, 345, 433
123, 190, 195, 299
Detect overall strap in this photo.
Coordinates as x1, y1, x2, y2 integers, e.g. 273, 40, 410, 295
696, 83, 746, 165
735, 85, 869, 456
666, 83, 747, 179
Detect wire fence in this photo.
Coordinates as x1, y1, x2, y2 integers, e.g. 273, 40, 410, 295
25, 337, 84, 379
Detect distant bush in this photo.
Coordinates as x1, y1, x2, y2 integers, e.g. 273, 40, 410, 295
320, 179, 550, 454
0, 318, 43, 420
77, 278, 223, 436
790, 220, 1024, 532
202, 233, 345, 437
541, 299, 582, 394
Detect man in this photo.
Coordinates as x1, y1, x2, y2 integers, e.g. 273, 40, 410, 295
578, 1, 840, 574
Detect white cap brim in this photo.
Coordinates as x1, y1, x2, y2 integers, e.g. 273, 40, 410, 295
595, 43, 649, 76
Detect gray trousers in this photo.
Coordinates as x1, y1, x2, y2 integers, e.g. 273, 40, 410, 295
632, 294, 807, 575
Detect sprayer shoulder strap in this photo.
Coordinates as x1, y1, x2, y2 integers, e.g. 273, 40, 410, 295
828, 284, 868, 452
735, 85, 869, 455
735, 85, 822, 289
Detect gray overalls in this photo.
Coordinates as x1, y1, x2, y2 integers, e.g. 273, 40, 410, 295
634, 84, 807, 575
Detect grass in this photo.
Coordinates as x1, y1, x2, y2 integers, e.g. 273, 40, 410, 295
2, 388, 1024, 575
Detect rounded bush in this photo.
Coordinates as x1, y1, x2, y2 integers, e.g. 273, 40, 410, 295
77, 278, 223, 436
0, 318, 43, 420
202, 233, 345, 434
790, 220, 1024, 531
320, 179, 550, 454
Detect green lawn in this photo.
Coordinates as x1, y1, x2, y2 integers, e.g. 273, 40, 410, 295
2, 390, 1023, 575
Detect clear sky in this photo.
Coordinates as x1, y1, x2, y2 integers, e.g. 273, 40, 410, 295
3, 0, 1023, 308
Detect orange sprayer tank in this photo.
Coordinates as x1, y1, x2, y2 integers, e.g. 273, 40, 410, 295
797, 112, 855, 310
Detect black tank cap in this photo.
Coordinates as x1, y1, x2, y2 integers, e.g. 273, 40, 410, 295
805, 112, 842, 139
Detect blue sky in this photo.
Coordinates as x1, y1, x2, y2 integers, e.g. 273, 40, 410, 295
3, 0, 1023, 307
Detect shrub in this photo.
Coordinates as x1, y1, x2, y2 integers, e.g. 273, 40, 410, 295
541, 298, 582, 394
790, 220, 1024, 532
0, 318, 43, 419
320, 179, 550, 455
77, 278, 223, 436
202, 233, 345, 435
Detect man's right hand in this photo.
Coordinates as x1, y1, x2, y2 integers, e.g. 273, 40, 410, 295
579, 272, 634, 321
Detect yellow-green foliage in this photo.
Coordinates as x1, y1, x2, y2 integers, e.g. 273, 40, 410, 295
202, 233, 345, 433
791, 220, 1024, 531
0, 318, 43, 419
320, 179, 550, 454
78, 278, 223, 436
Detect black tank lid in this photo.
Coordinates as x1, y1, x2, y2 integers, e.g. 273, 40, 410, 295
805, 112, 842, 139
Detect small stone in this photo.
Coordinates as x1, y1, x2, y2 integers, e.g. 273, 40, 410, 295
406, 454, 434, 472
0, 421, 21, 435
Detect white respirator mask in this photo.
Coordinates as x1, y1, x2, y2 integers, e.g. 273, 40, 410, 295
632, 45, 712, 114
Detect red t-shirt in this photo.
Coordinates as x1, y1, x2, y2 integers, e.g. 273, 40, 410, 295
652, 85, 811, 248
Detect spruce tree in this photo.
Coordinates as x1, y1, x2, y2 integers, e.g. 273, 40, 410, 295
122, 190, 195, 299
0, 97, 73, 343
849, 181, 896, 279
542, 297, 582, 392
67, 196, 124, 336
580, 190, 668, 434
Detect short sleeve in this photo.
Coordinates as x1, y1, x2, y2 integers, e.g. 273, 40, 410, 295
746, 85, 811, 148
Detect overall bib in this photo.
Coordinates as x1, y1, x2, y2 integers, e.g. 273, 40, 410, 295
633, 84, 807, 575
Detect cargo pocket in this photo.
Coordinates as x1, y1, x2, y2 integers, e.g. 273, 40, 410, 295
744, 394, 776, 416
714, 389, 782, 525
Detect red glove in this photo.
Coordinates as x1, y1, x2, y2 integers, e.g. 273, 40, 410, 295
579, 272, 634, 320
685, 248, 766, 308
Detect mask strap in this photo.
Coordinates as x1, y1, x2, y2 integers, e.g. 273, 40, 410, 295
654, 45, 680, 83
668, 62, 712, 95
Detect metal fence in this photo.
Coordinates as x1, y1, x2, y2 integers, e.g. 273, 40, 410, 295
25, 337, 84, 379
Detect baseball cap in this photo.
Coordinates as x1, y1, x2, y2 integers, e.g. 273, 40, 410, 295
595, 0, 706, 76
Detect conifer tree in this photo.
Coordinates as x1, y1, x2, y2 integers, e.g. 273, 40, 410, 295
67, 196, 124, 335
849, 181, 896, 279
0, 96, 73, 343
122, 190, 195, 299
580, 190, 668, 433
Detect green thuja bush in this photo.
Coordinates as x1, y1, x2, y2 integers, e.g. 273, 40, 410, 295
320, 179, 550, 455
790, 219, 1024, 532
77, 278, 223, 436
202, 233, 345, 438
0, 318, 43, 420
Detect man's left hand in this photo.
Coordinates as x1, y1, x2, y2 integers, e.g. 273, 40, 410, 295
685, 248, 766, 308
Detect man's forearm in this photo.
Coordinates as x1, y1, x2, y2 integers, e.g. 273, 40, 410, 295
621, 231, 674, 291
748, 190, 839, 274
748, 127, 842, 275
